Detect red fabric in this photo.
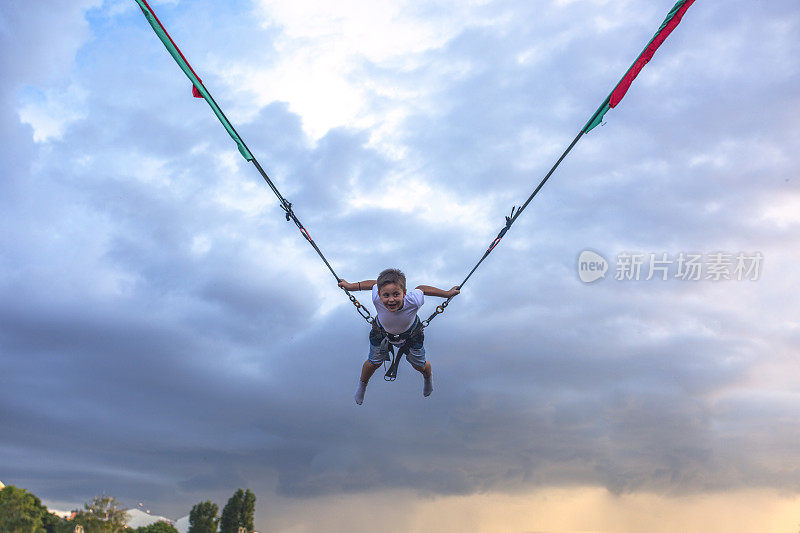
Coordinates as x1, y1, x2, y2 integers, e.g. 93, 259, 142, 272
140, 0, 206, 98
609, 0, 694, 108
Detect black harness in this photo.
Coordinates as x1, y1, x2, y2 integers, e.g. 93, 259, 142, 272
371, 317, 424, 381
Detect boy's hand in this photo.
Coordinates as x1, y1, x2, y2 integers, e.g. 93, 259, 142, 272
447, 286, 460, 298
338, 279, 351, 290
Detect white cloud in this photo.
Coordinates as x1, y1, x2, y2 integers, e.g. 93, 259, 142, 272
228, 0, 498, 142
17, 83, 88, 143
760, 194, 800, 229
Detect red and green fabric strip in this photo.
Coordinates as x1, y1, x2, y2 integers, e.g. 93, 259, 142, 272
583, 0, 695, 133
134, 0, 254, 161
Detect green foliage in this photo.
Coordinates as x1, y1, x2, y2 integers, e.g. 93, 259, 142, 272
40, 509, 65, 533
71, 495, 128, 533
49, 520, 77, 533
0, 485, 48, 533
135, 521, 178, 533
218, 489, 256, 533
188, 500, 219, 533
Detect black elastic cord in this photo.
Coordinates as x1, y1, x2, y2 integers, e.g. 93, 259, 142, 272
423, 129, 586, 327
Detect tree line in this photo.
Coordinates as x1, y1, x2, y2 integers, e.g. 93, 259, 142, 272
0, 484, 256, 533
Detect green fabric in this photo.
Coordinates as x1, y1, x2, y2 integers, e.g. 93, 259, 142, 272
583, 98, 610, 133
135, 0, 254, 161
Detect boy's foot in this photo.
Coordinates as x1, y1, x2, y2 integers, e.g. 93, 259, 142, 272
423, 377, 433, 397
355, 381, 367, 405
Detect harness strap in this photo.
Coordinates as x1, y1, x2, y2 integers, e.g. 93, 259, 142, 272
374, 318, 423, 381
374, 317, 422, 344
384, 343, 410, 381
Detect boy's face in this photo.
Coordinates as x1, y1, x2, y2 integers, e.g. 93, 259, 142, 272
378, 282, 406, 312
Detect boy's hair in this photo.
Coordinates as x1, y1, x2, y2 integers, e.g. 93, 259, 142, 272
377, 268, 406, 291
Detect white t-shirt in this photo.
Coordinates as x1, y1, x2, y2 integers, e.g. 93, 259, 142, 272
372, 285, 424, 334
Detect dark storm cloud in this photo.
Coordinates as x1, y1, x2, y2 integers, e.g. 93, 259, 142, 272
2, 0, 800, 524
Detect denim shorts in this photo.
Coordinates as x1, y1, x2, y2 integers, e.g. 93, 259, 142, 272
368, 318, 426, 369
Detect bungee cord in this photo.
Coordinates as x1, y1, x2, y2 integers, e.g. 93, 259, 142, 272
134, 0, 695, 329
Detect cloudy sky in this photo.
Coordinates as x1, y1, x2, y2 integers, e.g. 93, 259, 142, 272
2, 0, 800, 531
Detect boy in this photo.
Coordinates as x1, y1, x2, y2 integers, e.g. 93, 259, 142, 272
338, 268, 459, 405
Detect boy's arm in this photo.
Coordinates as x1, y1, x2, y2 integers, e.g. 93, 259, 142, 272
415, 285, 460, 298
338, 279, 377, 291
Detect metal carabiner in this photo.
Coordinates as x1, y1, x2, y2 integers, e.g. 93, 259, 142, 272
342, 287, 374, 323
357, 305, 373, 322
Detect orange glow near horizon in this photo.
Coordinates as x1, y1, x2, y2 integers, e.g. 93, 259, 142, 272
257, 486, 800, 533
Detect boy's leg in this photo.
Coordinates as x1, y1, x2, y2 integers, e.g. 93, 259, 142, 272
355, 360, 381, 405
360, 360, 382, 382
406, 339, 433, 397
411, 361, 433, 397
357, 327, 388, 405
411, 361, 431, 379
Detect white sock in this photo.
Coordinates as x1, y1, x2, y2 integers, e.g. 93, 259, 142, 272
423, 376, 433, 397
355, 381, 367, 405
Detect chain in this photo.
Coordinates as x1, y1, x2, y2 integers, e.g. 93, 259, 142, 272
421, 298, 450, 328
344, 288, 374, 324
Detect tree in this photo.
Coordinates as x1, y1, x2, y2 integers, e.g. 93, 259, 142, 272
71, 495, 127, 533
218, 489, 256, 533
0, 485, 48, 533
40, 509, 64, 533
135, 522, 178, 533
49, 520, 76, 533
188, 500, 219, 533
